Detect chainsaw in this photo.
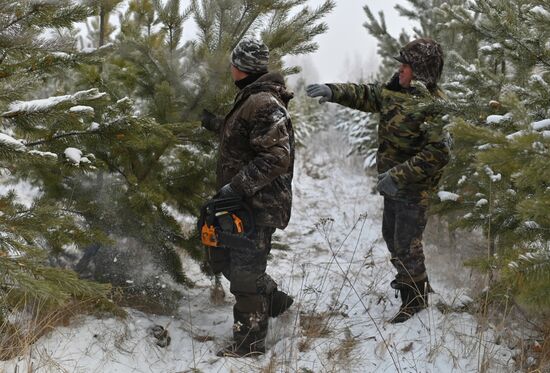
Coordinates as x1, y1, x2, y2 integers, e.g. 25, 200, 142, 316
197, 196, 255, 250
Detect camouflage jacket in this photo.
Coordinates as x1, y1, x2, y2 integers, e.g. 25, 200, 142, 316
327, 77, 450, 202
214, 72, 295, 229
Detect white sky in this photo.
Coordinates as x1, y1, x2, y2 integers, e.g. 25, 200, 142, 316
292, 0, 414, 83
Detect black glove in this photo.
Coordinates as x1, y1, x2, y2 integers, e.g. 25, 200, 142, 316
306, 84, 332, 104
376, 172, 399, 197
216, 183, 241, 198
201, 109, 221, 132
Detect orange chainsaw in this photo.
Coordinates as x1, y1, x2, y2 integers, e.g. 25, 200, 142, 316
197, 196, 255, 250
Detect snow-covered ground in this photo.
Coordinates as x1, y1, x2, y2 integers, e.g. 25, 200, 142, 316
1, 130, 519, 372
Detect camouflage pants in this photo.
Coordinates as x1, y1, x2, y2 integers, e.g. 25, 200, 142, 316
206, 226, 277, 349
382, 197, 428, 283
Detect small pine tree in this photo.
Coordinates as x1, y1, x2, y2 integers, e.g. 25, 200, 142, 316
70, 0, 336, 262
334, 107, 378, 170
0, 0, 121, 357
291, 77, 331, 146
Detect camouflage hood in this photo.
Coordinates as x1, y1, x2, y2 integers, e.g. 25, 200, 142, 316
394, 38, 444, 89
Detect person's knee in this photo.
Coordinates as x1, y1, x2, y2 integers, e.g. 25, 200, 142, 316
234, 294, 265, 314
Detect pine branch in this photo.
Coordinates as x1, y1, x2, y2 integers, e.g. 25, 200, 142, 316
25, 130, 100, 147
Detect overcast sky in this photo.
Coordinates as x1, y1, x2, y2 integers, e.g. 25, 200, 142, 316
290, 0, 414, 84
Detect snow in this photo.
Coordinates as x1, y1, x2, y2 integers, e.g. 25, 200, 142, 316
28, 150, 58, 159
0, 133, 25, 151
524, 221, 540, 229
0, 130, 520, 373
529, 74, 548, 88
506, 130, 527, 140
476, 199, 489, 207
3, 89, 108, 116
162, 203, 196, 238
81, 42, 114, 54
532, 119, 550, 131
69, 105, 94, 115
64, 147, 83, 165
484, 165, 501, 182
477, 143, 496, 150
117, 97, 132, 105
486, 113, 511, 124
466, 64, 477, 73
479, 43, 502, 52
438, 191, 460, 201
6, 95, 73, 114
530, 5, 550, 17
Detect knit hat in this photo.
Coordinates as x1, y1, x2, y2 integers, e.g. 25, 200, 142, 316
230, 38, 270, 74
394, 38, 444, 87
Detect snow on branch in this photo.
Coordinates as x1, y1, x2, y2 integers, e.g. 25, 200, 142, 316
532, 119, 550, 131
486, 113, 512, 124
0, 134, 26, 151
438, 191, 460, 202
63, 147, 93, 166
1, 89, 108, 118
80, 43, 115, 55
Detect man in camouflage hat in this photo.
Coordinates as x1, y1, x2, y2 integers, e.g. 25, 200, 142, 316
306, 38, 449, 323
201, 37, 295, 356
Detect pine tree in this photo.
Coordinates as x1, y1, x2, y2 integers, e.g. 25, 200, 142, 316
334, 107, 378, 170
68, 0, 336, 270
0, 0, 122, 357
6, 0, 336, 311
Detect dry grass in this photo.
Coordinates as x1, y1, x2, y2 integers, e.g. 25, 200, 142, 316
298, 311, 334, 352
209, 274, 226, 305
0, 297, 124, 361
326, 327, 359, 361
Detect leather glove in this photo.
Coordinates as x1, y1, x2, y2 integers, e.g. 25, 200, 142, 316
216, 183, 241, 198
376, 172, 399, 197
201, 109, 221, 132
306, 84, 332, 104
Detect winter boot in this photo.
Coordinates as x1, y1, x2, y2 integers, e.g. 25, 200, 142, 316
389, 278, 431, 324
267, 290, 294, 318
217, 309, 268, 358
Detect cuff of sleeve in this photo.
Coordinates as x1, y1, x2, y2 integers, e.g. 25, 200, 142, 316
387, 168, 404, 188
325, 84, 336, 102
229, 178, 249, 197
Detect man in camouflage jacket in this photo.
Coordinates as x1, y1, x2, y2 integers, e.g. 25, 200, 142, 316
306, 38, 450, 323
201, 38, 295, 356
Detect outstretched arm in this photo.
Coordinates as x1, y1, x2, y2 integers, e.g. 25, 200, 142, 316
307, 82, 383, 113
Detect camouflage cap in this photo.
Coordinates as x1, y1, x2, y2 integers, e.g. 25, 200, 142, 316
394, 38, 444, 87
231, 38, 270, 74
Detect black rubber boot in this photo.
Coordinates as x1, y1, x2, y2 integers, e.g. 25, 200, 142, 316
389, 278, 430, 324
268, 290, 294, 318
217, 309, 268, 358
